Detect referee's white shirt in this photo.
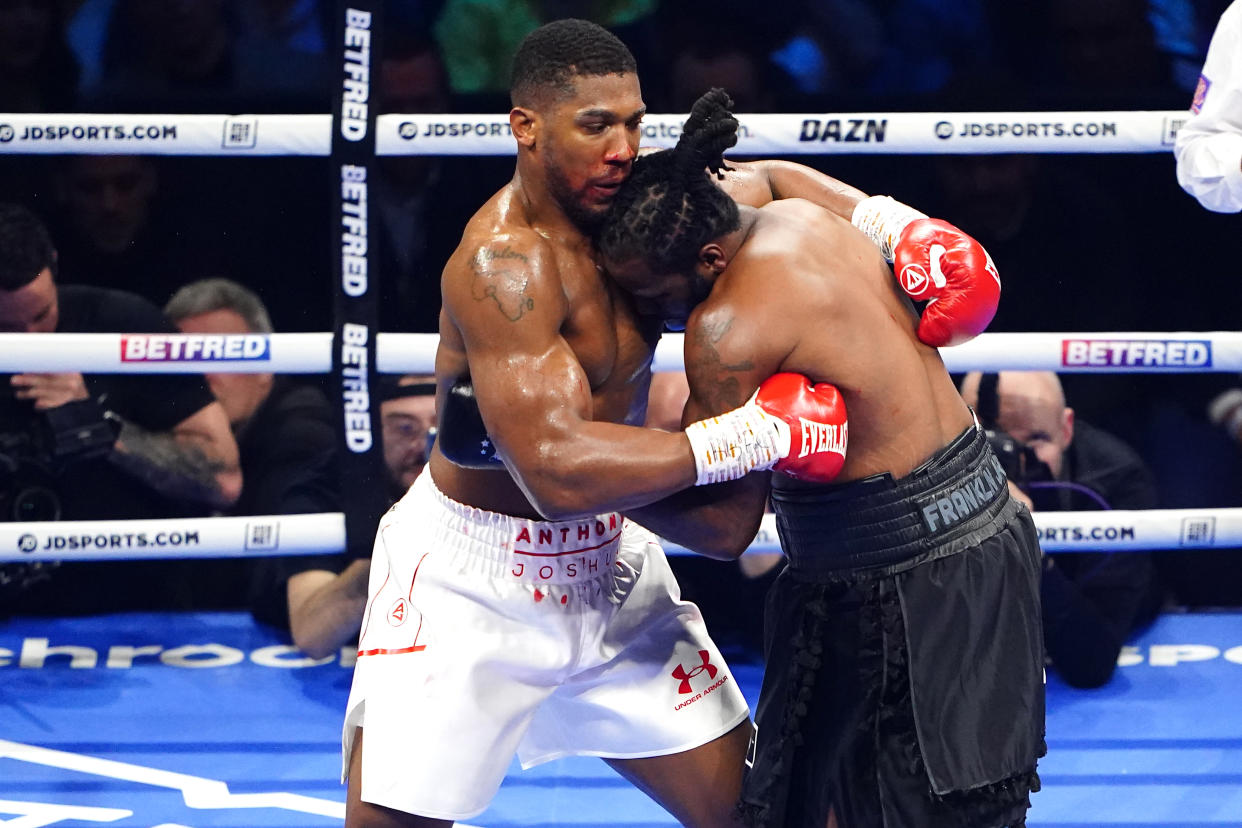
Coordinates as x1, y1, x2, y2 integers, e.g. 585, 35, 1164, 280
1175, 0, 1242, 213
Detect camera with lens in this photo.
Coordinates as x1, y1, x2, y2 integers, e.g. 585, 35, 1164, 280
984, 428, 1053, 487
973, 372, 1057, 510
0, 378, 121, 602
0, 376, 121, 523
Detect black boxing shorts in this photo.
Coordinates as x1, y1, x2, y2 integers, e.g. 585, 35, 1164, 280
739, 425, 1045, 828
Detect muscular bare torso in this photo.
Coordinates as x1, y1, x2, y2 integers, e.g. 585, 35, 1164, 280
688, 199, 973, 490
430, 182, 661, 518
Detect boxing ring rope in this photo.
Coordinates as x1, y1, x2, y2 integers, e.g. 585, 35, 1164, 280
0, 107, 1218, 565
0, 506, 1236, 563
0, 330, 1236, 561
1, 330, 1239, 374
0, 110, 1189, 156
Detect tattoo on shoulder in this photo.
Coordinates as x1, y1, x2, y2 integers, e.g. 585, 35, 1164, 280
470, 245, 534, 321
690, 317, 755, 410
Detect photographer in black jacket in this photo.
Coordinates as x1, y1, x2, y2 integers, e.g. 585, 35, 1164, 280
0, 203, 240, 614
961, 370, 1165, 688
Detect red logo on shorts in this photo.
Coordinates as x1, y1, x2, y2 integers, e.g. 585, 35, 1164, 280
388, 598, 408, 626
671, 650, 718, 694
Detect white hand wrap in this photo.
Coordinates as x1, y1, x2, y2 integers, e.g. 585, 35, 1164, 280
684, 398, 791, 486
850, 195, 928, 262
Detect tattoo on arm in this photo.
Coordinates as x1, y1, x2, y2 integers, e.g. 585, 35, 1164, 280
108, 417, 229, 508
690, 317, 755, 411
470, 246, 535, 322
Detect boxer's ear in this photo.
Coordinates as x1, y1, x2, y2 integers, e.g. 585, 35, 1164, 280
696, 243, 727, 280
510, 107, 537, 149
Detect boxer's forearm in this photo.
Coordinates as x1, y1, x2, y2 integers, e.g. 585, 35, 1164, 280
627, 474, 770, 561
721, 159, 869, 220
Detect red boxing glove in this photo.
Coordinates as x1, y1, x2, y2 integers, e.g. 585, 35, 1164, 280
892, 218, 1001, 348
754, 373, 848, 483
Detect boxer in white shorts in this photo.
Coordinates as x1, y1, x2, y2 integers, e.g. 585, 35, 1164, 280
345, 18, 991, 827
343, 471, 750, 820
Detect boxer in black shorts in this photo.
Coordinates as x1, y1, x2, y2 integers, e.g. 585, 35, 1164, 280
599, 90, 1045, 828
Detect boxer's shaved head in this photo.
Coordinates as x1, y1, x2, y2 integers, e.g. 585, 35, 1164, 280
510, 18, 637, 109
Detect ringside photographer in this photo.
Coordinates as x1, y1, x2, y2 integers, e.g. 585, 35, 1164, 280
961, 370, 1165, 688
0, 203, 240, 614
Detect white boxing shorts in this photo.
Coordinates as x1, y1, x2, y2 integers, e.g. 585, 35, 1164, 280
342, 469, 750, 820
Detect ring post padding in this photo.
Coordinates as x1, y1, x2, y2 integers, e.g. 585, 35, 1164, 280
329, 0, 390, 558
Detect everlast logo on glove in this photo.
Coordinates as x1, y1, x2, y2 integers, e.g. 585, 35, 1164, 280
754, 373, 849, 483
798, 419, 846, 459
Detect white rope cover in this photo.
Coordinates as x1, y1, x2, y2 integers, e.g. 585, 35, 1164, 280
3, 331, 1239, 374
0, 111, 1188, 156
0, 514, 344, 562
1, 508, 1236, 563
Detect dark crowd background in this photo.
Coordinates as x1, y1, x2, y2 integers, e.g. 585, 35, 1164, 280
1, 0, 1240, 623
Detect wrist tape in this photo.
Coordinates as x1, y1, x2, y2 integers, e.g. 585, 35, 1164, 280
851, 195, 928, 262
684, 403, 789, 486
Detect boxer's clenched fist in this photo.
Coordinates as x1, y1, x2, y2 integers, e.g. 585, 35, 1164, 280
754, 372, 847, 482
685, 372, 847, 485
852, 195, 1001, 347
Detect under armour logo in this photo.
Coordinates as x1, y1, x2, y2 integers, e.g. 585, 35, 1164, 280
671, 650, 717, 694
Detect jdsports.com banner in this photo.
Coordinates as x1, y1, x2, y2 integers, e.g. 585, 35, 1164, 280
0, 112, 1188, 156
374, 111, 1189, 156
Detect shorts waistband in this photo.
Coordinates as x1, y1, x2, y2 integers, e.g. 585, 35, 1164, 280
771, 424, 1010, 578
417, 472, 624, 585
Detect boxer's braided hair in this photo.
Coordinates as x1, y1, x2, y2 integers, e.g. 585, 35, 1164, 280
510, 18, 636, 107
598, 88, 741, 274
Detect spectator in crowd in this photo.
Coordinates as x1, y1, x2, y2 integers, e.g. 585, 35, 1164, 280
0, 0, 80, 209
988, 0, 1187, 107
961, 370, 1164, 688
0, 0, 80, 112
250, 374, 433, 657
379, 373, 436, 500
432, 0, 658, 100
661, 38, 787, 114
919, 146, 1165, 449
265, 373, 434, 657
166, 277, 439, 653
90, 0, 235, 109
164, 277, 335, 519
0, 203, 240, 614
374, 29, 503, 333
1175, 0, 1242, 213
233, 0, 329, 60
646, 0, 799, 112
89, 0, 327, 112
48, 155, 223, 305
164, 276, 343, 652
